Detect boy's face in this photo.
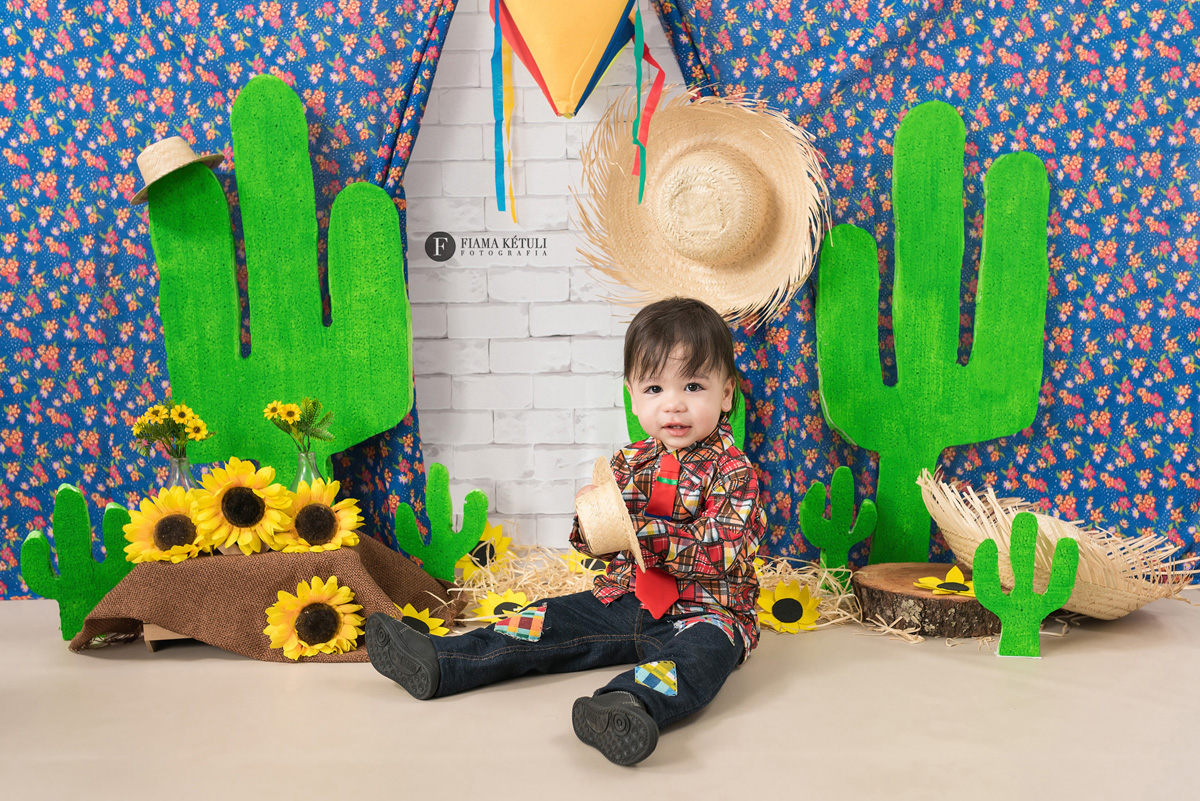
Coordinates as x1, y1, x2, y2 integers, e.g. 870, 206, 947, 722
626, 346, 735, 451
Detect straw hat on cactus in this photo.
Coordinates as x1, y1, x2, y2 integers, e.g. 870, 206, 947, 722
131, 136, 223, 204
577, 89, 829, 327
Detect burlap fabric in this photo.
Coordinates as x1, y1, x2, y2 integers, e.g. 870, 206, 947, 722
69, 537, 464, 662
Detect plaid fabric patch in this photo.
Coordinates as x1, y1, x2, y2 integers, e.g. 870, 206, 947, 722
674, 613, 737, 647
494, 604, 546, 642
634, 661, 678, 697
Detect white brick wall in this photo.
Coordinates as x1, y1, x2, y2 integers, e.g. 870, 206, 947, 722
404, 10, 682, 547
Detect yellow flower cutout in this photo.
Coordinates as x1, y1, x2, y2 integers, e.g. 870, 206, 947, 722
562, 550, 607, 575
394, 603, 450, 636
123, 486, 208, 563
263, 400, 283, 419
169, 404, 194, 424
278, 403, 301, 424
471, 590, 528, 622
914, 565, 975, 597
275, 479, 363, 553
757, 580, 820, 634
146, 405, 168, 423
186, 419, 209, 441
264, 576, 364, 660
456, 521, 511, 580
192, 456, 291, 554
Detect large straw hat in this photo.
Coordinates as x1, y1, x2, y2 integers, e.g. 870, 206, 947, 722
918, 470, 1194, 620
131, 136, 223, 204
576, 90, 829, 327
575, 458, 645, 571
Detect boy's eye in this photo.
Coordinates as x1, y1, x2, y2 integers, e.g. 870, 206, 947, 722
686, 382, 704, 392
644, 385, 661, 394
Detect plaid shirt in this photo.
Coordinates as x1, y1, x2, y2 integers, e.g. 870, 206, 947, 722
569, 419, 766, 658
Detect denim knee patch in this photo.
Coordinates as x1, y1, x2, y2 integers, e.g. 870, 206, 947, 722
493, 604, 547, 642
634, 660, 678, 696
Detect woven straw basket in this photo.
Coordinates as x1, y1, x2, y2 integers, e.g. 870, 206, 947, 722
918, 471, 1193, 620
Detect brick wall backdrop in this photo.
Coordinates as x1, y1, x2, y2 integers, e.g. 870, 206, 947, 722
403, 4, 684, 548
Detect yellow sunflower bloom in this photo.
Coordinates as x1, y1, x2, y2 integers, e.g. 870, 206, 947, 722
146, 405, 168, 423
393, 603, 450, 636
169, 404, 194, 424
122, 486, 207, 563
275, 479, 363, 552
914, 565, 975, 597
263, 400, 283, 419
562, 550, 607, 575
186, 418, 209, 441
263, 576, 364, 660
758, 580, 820, 634
278, 403, 301, 424
455, 521, 511, 580
132, 420, 144, 437
192, 456, 291, 554
471, 590, 528, 622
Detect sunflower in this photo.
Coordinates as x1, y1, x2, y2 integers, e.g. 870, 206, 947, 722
278, 403, 301, 424
263, 400, 283, 419
562, 550, 607, 575
169, 404, 194, 424
122, 486, 207, 563
757, 580, 820, 634
914, 565, 975, 597
192, 456, 291, 554
186, 418, 209, 441
471, 590, 528, 622
264, 576, 364, 660
394, 603, 450, 636
275, 479, 363, 552
146, 405, 168, 423
456, 521, 511, 579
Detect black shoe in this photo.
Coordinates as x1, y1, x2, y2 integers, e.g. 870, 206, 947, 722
572, 691, 659, 766
365, 613, 440, 700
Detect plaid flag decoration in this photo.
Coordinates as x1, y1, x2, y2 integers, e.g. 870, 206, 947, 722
494, 604, 547, 642
634, 660, 678, 696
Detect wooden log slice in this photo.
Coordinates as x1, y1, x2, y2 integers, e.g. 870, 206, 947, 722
851, 563, 1000, 639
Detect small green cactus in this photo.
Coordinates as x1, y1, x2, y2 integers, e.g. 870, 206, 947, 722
395, 463, 488, 582
20, 484, 134, 639
973, 512, 1079, 657
800, 466, 877, 570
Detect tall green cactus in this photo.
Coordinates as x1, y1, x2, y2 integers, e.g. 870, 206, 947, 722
973, 512, 1078, 658
799, 465, 877, 570
816, 100, 1049, 563
147, 74, 413, 486
20, 484, 134, 639
395, 463, 488, 582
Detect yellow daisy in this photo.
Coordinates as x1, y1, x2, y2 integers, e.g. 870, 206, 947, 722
562, 550, 607, 575
757, 580, 820, 634
122, 486, 207, 563
278, 403, 301, 424
169, 404, 194, 424
914, 565, 975, 597
471, 590, 528, 622
186, 418, 209, 441
146, 405, 168, 423
132, 420, 144, 437
455, 521, 511, 580
192, 456, 291, 554
394, 603, 450, 636
263, 400, 283, 419
275, 479, 363, 552
263, 576, 364, 660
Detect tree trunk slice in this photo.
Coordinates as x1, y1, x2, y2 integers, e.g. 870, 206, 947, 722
852, 563, 1000, 639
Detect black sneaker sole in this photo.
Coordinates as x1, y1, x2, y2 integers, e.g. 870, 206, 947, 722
365, 614, 438, 700
571, 696, 658, 766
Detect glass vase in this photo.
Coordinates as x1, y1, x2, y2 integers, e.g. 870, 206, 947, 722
165, 455, 198, 490
289, 450, 323, 492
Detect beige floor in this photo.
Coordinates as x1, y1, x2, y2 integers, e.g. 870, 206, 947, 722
4, 594, 1198, 800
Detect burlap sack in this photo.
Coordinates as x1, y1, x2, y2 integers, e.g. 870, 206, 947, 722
69, 537, 464, 662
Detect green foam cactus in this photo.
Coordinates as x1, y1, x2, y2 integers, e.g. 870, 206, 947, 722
395, 463, 488, 582
973, 512, 1078, 658
800, 465, 876, 570
816, 100, 1049, 563
147, 74, 413, 486
20, 484, 134, 639
624, 385, 746, 451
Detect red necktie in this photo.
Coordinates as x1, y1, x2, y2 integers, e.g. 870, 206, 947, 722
636, 452, 681, 617
644, 452, 680, 518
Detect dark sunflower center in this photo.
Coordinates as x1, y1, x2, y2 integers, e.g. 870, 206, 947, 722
295, 503, 338, 545
772, 598, 804, 624
402, 615, 430, 634
938, 581, 970, 592
582, 558, 605, 571
295, 602, 340, 645
152, 514, 196, 550
222, 486, 265, 528
470, 541, 496, 566
494, 602, 520, 617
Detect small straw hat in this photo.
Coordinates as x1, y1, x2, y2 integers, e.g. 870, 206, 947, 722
576, 89, 829, 327
575, 458, 645, 571
131, 136, 223, 204
918, 470, 1195, 620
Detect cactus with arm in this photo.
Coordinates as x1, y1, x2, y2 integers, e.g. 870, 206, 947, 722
395, 463, 488, 582
799, 465, 876, 570
816, 100, 1049, 563
973, 512, 1078, 657
20, 484, 134, 639
147, 74, 413, 486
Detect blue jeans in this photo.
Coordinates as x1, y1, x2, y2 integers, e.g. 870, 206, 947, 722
430, 591, 744, 727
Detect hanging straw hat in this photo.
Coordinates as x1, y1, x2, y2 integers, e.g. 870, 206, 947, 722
576, 89, 829, 327
131, 136, 223, 205
918, 470, 1195, 620
575, 458, 645, 571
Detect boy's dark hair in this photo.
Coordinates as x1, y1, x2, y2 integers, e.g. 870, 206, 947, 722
624, 297, 738, 387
